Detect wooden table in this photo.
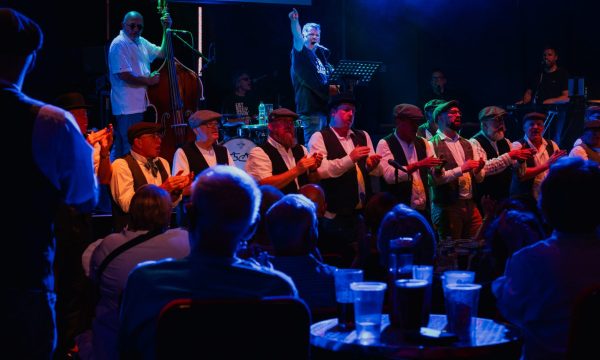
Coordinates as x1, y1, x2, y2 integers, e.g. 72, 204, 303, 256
310, 314, 521, 359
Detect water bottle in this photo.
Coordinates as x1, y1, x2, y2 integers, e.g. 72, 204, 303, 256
258, 101, 266, 125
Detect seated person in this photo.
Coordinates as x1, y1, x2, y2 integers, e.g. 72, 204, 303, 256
266, 194, 337, 312
493, 157, 600, 360
79, 184, 189, 360
569, 119, 599, 162
221, 71, 258, 125
118, 166, 297, 359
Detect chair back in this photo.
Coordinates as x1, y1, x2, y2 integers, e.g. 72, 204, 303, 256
156, 296, 311, 359
567, 284, 600, 359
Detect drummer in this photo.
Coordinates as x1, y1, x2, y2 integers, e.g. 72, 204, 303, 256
245, 108, 323, 194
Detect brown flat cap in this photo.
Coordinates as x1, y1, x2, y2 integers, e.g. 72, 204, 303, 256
189, 110, 222, 127
522, 112, 546, 123
0, 8, 43, 55
432, 100, 459, 122
478, 106, 507, 122
268, 107, 298, 122
54, 92, 91, 110
127, 122, 163, 145
393, 104, 424, 122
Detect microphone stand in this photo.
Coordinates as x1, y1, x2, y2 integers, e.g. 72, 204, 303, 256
169, 30, 211, 65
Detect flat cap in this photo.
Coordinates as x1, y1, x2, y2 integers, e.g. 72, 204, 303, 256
53, 92, 91, 110
423, 99, 445, 112
432, 100, 459, 122
189, 110, 222, 127
584, 119, 600, 130
328, 93, 357, 109
585, 106, 600, 121
127, 122, 163, 145
393, 104, 424, 122
0, 8, 43, 55
522, 112, 546, 123
478, 106, 507, 122
268, 107, 298, 122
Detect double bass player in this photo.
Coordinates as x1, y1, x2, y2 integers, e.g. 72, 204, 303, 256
108, 10, 171, 160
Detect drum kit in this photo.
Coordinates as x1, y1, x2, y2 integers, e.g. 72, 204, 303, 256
219, 113, 304, 170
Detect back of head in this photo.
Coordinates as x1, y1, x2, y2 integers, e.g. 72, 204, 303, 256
377, 203, 436, 265
128, 184, 172, 232
189, 165, 261, 256
486, 210, 545, 259
0, 8, 43, 57
540, 157, 600, 233
266, 194, 317, 256
298, 184, 326, 218
259, 185, 285, 216
364, 192, 398, 233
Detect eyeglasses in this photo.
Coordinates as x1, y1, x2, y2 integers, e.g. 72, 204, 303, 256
200, 121, 219, 128
126, 23, 144, 30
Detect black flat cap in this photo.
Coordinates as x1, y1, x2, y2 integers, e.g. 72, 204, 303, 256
328, 93, 357, 110
127, 122, 163, 145
268, 107, 298, 122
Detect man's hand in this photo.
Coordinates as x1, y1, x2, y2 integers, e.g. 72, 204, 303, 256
474, 157, 485, 173
508, 148, 535, 161
416, 156, 445, 169
461, 159, 481, 173
161, 13, 172, 28
288, 8, 299, 21
366, 154, 382, 172
296, 156, 317, 174
147, 71, 160, 86
547, 149, 567, 166
310, 152, 324, 170
349, 146, 371, 162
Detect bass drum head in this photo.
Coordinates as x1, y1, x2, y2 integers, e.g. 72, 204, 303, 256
222, 137, 257, 170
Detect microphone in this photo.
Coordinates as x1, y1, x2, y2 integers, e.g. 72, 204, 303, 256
315, 43, 330, 52
387, 159, 408, 173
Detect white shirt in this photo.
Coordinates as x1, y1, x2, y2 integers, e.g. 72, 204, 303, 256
470, 132, 516, 176
569, 144, 599, 160
245, 136, 308, 189
108, 31, 161, 115
376, 133, 435, 210
308, 128, 382, 214
172, 142, 234, 176
512, 137, 559, 201
110, 150, 172, 212
430, 130, 484, 200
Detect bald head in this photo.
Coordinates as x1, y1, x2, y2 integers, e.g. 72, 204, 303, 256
123, 11, 143, 23
299, 184, 326, 218
190, 165, 261, 256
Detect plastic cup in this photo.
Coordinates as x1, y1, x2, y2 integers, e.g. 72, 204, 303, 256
350, 281, 387, 345
333, 269, 364, 330
444, 283, 481, 343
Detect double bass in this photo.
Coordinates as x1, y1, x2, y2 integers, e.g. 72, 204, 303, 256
147, 1, 203, 163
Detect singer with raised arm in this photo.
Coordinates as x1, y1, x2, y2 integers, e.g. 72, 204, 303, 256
108, 10, 171, 160
376, 104, 444, 219
288, 8, 336, 146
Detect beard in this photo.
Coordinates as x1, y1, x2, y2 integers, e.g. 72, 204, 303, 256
488, 130, 505, 142
448, 122, 461, 131
276, 132, 296, 149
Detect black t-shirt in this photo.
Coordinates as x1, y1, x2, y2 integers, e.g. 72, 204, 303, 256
529, 67, 568, 103
290, 46, 329, 115
221, 93, 259, 118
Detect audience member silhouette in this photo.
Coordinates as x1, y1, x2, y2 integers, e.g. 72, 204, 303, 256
1, 8, 97, 358
493, 157, 600, 360
118, 166, 297, 359
78, 184, 189, 360
266, 194, 337, 313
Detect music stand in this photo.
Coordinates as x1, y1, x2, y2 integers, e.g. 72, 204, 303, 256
329, 60, 383, 94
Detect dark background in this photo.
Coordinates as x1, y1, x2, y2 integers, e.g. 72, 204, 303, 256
4, 0, 599, 141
